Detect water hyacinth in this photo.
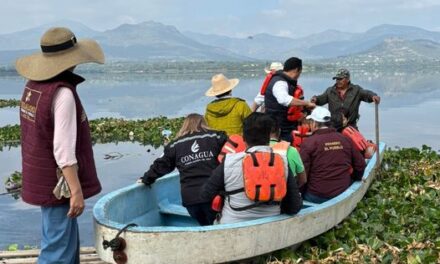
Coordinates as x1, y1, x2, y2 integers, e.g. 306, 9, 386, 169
265, 146, 440, 263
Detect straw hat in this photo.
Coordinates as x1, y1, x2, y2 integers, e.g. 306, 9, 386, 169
264, 62, 283, 74
205, 74, 239, 97
15, 27, 105, 81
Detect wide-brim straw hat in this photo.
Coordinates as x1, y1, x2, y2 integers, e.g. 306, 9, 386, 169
205, 74, 239, 97
264, 62, 283, 74
15, 27, 105, 81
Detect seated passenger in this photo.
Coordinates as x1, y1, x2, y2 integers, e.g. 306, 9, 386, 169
269, 118, 307, 188
204, 74, 252, 136
200, 113, 302, 224
139, 114, 227, 226
300, 107, 366, 204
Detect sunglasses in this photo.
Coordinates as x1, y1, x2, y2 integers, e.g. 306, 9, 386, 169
335, 78, 345, 81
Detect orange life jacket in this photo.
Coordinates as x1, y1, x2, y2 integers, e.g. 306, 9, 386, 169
286, 84, 305, 122
342, 126, 377, 159
291, 124, 312, 151
242, 151, 286, 202
260, 71, 276, 96
224, 144, 288, 211
217, 134, 246, 163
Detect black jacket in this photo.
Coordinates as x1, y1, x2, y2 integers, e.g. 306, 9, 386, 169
264, 71, 299, 132
142, 130, 227, 206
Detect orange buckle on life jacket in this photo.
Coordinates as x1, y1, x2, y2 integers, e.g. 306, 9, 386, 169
242, 151, 287, 202
291, 124, 312, 151
259, 71, 276, 95
342, 126, 377, 159
287, 84, 305, 122
217, 134, 246, 163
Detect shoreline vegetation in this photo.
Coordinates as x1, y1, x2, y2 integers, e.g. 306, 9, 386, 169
1, 115, 439, 263
1, 61, 440, 80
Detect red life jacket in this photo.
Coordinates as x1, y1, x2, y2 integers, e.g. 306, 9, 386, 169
217, 134, 246, 163
291, 124, 312, 151
260, 71, 276, 95
286, 84, 305, 122
242, 151, 286, 202
342, 126, 377, 159
211, 141, 290, 212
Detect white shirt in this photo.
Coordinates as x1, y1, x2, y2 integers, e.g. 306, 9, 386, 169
52, 87, 78, 168
253, 80, 293, 107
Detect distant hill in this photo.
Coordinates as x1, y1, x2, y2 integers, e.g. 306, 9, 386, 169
0, 21, 250, 64
0, 20, 99, 51
2, 21, 440, 64
306, 24, 440, 58
94, 21, 249, 61
187, 24, 440, 60
321, 38, 440, 67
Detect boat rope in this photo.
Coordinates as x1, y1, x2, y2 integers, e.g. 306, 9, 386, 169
102, 223, 138, 251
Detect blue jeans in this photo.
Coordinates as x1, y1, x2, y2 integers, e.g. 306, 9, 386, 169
303, 192, 330, 204
39, 203, 79, 264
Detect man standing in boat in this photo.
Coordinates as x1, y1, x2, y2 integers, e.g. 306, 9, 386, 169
263, 57, 316, 142
16, 27, 103, 263
311, 69, 380, 129
201, 113, 302, 224
299, 107, 366, 204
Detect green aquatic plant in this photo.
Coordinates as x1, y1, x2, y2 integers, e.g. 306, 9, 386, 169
0, 99, 20, 108
0, 117, 184, 148
267, 146, 440, 264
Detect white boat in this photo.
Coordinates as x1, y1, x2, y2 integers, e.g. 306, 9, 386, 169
93, 142, 386, 263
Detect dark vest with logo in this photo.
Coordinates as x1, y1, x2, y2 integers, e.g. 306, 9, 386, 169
20, 71, 101, 206
264, 72, 298, 132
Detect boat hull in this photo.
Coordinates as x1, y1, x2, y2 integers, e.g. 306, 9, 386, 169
94, 143, 386, 263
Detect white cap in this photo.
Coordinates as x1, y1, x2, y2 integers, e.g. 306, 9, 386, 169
306, 106, 331, 122
264, 62, 283, 73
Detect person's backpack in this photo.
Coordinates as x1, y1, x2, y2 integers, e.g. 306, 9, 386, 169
217, 134, 246, 163
225, 143, 288, 211
342, 126, 377, 159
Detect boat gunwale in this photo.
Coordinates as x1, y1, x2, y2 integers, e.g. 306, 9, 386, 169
93, 142, 386, 233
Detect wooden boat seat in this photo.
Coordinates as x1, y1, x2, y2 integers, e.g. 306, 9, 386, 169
158, 200, 190, 217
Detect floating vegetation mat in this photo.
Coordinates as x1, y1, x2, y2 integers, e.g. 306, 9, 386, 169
0, 116, 184, 148
265, 146, 440, 264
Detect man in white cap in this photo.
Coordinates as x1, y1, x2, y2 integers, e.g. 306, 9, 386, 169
15, 27, 104, 263
299, 107, 366, 204
205, 73, 252, 135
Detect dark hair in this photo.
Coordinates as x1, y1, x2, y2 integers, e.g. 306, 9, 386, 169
243, 113, 274, 147
283, 57, 302, 72
269, 116, 281, 138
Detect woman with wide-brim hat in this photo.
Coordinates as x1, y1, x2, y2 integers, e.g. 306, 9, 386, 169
204, 73, 252, 136
16, 27, 104, 263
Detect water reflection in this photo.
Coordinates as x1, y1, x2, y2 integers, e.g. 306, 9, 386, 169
1, 72, 440, 147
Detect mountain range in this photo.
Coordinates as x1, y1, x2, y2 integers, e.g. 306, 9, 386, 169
1, 20, 440, 64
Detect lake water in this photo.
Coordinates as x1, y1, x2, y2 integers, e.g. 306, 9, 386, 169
0, 70, 439, 248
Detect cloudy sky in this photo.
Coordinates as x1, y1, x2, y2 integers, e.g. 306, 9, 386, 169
1, 0, 440, 37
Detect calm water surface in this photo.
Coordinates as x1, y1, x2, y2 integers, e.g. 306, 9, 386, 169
0, 71, 439, 248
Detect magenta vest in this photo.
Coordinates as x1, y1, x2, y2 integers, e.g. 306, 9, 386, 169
20, 71, 101, 206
